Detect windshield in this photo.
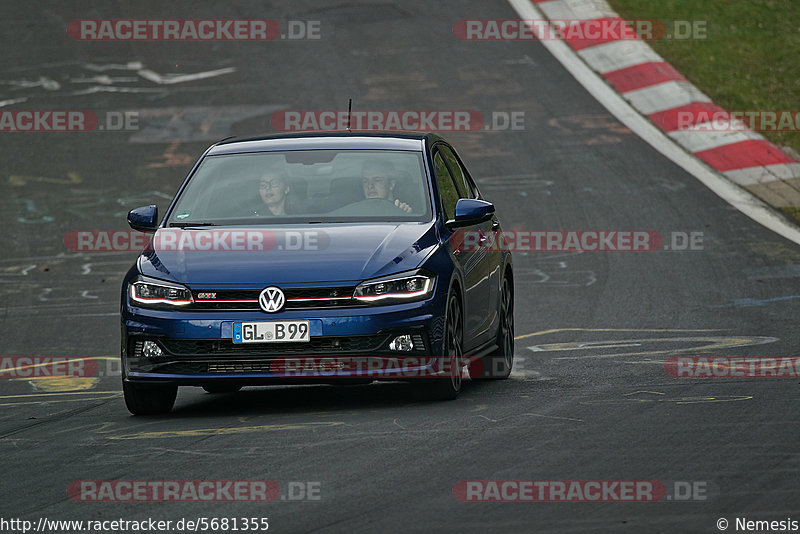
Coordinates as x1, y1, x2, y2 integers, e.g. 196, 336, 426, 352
166, 149, 432, 226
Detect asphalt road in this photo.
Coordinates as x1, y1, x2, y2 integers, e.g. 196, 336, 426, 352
1, 1, 798, 533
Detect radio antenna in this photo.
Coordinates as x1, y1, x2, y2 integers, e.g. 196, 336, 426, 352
346, 98, 352, 132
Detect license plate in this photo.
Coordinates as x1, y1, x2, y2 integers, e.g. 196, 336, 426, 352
232, 321, 310, 343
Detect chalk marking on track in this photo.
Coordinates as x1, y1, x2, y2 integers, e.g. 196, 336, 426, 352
515, 328, 723, 342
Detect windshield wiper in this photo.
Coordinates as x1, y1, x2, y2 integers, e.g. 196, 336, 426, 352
168, 221, 218, 228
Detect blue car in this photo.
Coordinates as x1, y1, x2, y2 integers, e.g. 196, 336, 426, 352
121, 131, 513, 414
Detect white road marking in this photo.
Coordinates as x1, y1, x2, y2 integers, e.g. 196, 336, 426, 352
70, 75, 139, 85
577, 40, 663, 74
668, 127, 763, 154
70, 86, 168, 95
622, 81, 711, 115
84, 62, 144, 71
529, 342, 642, 352
0, 97, 28, 107
137, 67, 236, 85
724, 163, 800, 187
536, 0, 617, 21
4, 76, 61, 91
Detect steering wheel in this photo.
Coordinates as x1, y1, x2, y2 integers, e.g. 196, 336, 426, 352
349, 198, 408, 213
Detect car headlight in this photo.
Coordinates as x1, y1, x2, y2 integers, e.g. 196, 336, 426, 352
129, 276, 193, 307
354, 270, 435, 304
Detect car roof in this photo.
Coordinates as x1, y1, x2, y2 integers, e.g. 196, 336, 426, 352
207, 130, 445, 155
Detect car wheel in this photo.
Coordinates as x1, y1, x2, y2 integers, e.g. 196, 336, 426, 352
469, 275, 514, 379
123, 381, 178, 415
202, 385, 242, 394
416, 292, 463, 400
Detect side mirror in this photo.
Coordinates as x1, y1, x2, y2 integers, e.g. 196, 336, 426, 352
446, 199, 495, 229
127, 205, 158, 233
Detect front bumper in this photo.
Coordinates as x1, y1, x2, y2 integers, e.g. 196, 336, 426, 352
121, 297, 448, 385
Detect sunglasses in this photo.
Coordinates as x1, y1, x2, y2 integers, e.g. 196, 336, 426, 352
259, 179, 285, 190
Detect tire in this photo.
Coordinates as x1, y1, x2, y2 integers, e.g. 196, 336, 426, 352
415, 292, 463, 400
123, 380, 177, 415
202, 385, 242, 394
469, 275, 514, 380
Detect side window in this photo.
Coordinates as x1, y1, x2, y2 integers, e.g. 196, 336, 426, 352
440, 146, 477, 199
433, 151, 460, 220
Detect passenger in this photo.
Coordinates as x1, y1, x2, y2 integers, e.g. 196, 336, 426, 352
256, 170, 291, 216
361, 162, 412, 213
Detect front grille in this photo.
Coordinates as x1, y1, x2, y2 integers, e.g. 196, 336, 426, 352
159, 335, 389, 356
191, 287, 361, 310
151, 356, 433, 376
208, 361, 274, 373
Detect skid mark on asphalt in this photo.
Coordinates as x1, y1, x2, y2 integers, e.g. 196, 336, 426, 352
129, 105, 284, 144
723, 295, 800, 308
0, 61, 236, 101
8, 171, 82, 187
514, 266, 597, 287
0, 395, 121, 407
516, 327, 722, 341
0, 356, 120, 403
474, 173, 552, 198
515, 412, 584, 423
542, 336, 778, 360
509, 356, 547, 380
509, 328, 781, 380
145, 141, 193, 168
1, 356, 119, 394
509, 331, 557, 380
107, 421, 347, 440
514, 328, 777, 362
511, 251, 598, 286
0, 390, 120, 400
580, 391, 752, 405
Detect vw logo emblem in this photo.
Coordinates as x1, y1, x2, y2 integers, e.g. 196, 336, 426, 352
259, 286, 285, 313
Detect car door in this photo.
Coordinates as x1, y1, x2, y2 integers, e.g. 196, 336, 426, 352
432, 146, 492, 350
440, 145, 502, 342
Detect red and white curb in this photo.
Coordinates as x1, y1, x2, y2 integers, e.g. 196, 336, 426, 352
523, 0, 800, 209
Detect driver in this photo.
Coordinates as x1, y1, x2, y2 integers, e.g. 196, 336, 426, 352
361, 162, 412, 213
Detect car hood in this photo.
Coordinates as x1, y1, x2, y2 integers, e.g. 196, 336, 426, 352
138, 222, 439, 286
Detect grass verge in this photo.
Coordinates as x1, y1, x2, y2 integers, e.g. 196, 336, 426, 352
607, 0, 800, 157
